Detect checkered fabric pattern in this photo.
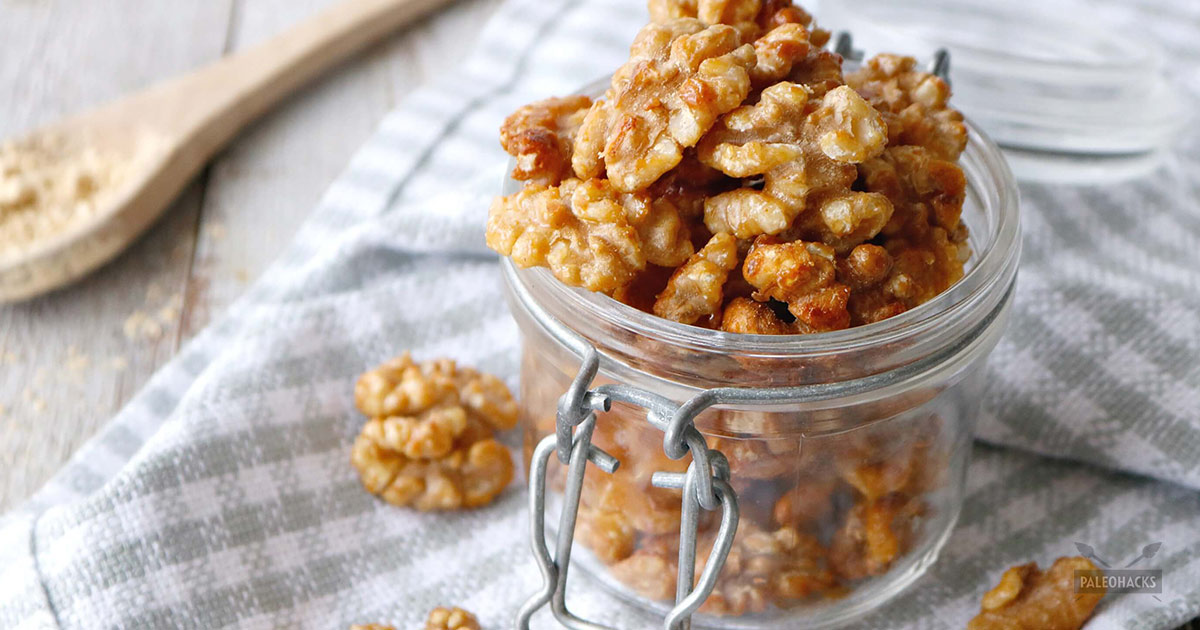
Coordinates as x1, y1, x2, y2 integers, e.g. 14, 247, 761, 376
2, 0, 1198, 628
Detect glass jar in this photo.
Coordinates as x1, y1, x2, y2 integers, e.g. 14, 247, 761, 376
502, 113, 1019, 628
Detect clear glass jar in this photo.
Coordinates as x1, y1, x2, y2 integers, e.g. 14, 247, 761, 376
501, 114, 1019, 628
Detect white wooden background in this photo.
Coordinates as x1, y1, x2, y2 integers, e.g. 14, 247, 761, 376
0, 0, 501, 512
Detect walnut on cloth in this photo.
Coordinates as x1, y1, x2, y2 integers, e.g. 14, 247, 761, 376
488, 0, 970, 336
353, 353, 517, 459
351, 355, 515, 510
425, 607, 481, 630
968, 557, 1105, 630
349, 624, 395, 630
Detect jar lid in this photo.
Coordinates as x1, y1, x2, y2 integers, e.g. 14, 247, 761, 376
819, 0, 1187, 182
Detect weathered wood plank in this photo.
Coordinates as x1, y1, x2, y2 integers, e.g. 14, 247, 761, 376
181, 0, 502, 336
0, 0, 236, 510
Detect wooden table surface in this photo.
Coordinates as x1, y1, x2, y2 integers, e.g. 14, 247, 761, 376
0, 0, 500, 512
2, 3, 1196, 629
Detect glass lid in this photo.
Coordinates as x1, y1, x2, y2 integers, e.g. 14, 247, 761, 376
818, 0, 1188, 183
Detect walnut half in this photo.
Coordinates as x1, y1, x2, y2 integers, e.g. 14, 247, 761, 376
968, 557, 1105, 630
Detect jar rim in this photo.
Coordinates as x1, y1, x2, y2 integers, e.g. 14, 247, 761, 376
503, 117, 1020, 360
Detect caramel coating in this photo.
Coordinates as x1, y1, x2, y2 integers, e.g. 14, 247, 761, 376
500, 95, 593, 186
750, 23, 812, 87
847, 54, 967, 161
699, 84, 887, 239
487, 178, 694, 292
653, 232, 739, 324
742, 236, 851, 332
968, 557, 1105, 630
572, 20, 756, 192
608, 523, 838, 616
721, 296, 795, 333
352, 418, 514, 511
490, 0, 970, 337
697, 0, 762, 27
828, 493, 924, 580
648, 0, 699, 23
354, 354, 518, 458
425, 607, 481, 630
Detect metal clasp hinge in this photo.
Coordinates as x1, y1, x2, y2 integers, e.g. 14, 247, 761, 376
515, 346, 740, 630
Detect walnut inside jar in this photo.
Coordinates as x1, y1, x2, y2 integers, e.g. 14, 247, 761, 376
489, 0, 971, 337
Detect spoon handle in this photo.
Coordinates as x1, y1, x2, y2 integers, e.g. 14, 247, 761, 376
145, 0, 458, 158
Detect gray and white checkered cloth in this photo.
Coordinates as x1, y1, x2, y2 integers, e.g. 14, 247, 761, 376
2, 0, 1198, 628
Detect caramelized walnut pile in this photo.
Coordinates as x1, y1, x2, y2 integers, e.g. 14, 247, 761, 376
968, 557, 1105, 630
351, 354, 516, 510
489, 0, 970, 335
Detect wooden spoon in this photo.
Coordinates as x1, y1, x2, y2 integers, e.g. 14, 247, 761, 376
0, 0, 455, 303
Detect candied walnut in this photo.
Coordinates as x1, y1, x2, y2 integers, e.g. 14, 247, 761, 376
425, 607, 481, 630
771, 477, 836, 527
350, 625, 394, 630
576, 506, 637, 564
787, 190, 893, 253
487, 178, 694, 292
572, 21, 756, 192
648, 0, 698, 23
847, 53, 967, 161
697, 0, 762, 27
699, 83, 887, 239
853, 146, 969, 312
500, 95, 592, 186
584, 467, 683, 536
968, 557, 1105, 630
863, 145, 967, 239
608, 523, 838, 615
883, 226, 967, 307
699, 524, 838, 615
610, 543, 679, 601
613, 264, 676, 312
721, 297, 796, 334
351, 419, 514, 511
749, 23, 812, 87
708, 434, 799, 479
785, 48, 843, 98
653, 232, 739, 324
837, 244, 892, 290
829, 493, 924, 580
354, 354, 518, 458
742, 236, 851, 332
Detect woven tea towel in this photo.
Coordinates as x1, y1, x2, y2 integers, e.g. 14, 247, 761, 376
2, 0, 1198, 629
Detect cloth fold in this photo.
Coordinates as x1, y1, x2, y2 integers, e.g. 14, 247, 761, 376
2, 0, 1198, 628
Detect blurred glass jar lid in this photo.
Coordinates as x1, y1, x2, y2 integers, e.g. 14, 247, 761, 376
819, 0, 1187, 182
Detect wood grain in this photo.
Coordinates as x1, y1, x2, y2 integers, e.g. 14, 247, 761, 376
0, 0, 235, 509
0, 0, 499, 510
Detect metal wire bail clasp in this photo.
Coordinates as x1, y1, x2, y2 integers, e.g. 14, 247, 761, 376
515, 345, 740, 630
